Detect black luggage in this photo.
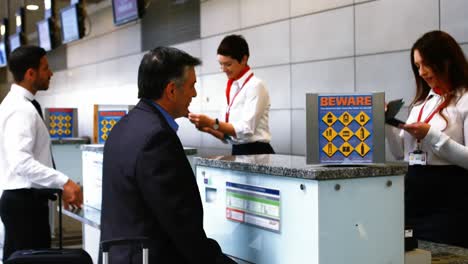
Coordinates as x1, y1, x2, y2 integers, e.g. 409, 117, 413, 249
5, 189, 93, 264
101, 237, 150, 264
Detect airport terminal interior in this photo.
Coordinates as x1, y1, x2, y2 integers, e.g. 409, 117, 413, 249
1, 0, 468, 263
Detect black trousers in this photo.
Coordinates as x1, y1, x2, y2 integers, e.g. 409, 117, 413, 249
406, 165, 468, 248
232, 142, 275, 155
0, 189, 52, 261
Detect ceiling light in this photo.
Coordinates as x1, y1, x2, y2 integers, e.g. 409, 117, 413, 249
26, 4, 39, 11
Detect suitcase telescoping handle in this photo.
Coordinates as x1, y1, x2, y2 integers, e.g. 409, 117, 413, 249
41, 188, 64, 249
101, 237, 151, 264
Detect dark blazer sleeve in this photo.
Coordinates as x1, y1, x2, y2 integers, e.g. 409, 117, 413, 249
135, 128, 223, 263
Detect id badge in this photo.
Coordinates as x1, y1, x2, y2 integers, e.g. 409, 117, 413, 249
409, 150, 427, 166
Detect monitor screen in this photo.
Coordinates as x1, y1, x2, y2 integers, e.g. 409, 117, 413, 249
112, 0, 142, 26
44, 0, 54, 19
60, 4, 81, 44
1, 18, 9, 39
9, 33, 21, 52
0, 41, 7, 67
37, 19, 52, 51
15, 8, 25, 33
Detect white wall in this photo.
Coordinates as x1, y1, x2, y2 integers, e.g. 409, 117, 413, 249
35, 0, 468, 157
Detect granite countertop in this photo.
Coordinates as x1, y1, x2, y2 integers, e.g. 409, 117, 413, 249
183, 147, 197, 156
51, 137, 91, 145
195, 154, 407, 180
419, 240, 468, 263
81, 144, 197, 155
80, 144, 104, 152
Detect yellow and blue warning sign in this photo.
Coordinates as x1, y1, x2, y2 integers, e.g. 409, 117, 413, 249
318, 94, 373, 163
47, 108, 75, 138
97, 111, 126, 144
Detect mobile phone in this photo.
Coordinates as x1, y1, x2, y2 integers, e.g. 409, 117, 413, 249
386, 117, 406, 127
385, 99, 406, 127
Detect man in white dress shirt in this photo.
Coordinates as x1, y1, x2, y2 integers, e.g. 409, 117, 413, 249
0, 46, 82, 261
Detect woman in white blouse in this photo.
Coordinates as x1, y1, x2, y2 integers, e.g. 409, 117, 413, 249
189, 35, 274, 155
386, 30, 468, 247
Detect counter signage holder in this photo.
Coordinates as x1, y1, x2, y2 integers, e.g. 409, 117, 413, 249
93, 104, 134, 144
45, 107, 78, 138
306, 92, 385, 164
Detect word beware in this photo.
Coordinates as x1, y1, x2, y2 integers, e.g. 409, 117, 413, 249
320, 96, 372, 107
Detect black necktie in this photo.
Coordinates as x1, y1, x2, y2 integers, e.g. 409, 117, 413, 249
31, 99, 56, 169
31, 99, 44, 119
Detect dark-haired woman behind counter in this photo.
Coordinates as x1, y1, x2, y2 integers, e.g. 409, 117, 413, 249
189, 34, 274, 155
386, 30, 468, 247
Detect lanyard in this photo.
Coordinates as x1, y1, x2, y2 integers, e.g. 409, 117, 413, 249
225, 73, 254, 122
415, 94, 445, 147
417, 95, 445, 124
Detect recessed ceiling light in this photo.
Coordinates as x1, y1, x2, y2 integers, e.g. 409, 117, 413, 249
26, 4, 40, 11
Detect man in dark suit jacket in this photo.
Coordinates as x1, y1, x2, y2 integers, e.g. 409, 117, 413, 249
101, 47, 235, 263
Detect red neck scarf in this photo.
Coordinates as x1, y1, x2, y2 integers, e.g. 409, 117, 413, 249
226, 66, 251, 105
432, 87, 444, 95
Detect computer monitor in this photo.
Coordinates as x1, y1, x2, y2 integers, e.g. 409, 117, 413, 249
15, 8, 25, 33
9, 33, 21, 52
0, 41, 7, 67
44, 0, 54, 19
112, 0, 144, 26
37, 18, 54, 51
60, 4, 84, 44
0, 18, 9, 40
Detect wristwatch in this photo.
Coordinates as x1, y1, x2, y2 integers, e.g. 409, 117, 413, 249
213, 118, 220, 130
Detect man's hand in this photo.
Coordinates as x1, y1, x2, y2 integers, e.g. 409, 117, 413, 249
403, 122, 431, 140
188, 113, 214, 128
62, 179, 83, 209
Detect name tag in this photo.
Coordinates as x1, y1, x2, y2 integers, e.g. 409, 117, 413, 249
409, 150, 427, 166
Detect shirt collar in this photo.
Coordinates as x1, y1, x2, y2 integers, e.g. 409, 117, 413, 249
11, 83, 35, 101
147, 100, 179, 132
233, 67, 253, 85
428, 89, 437, 97
428, 88, 444, 99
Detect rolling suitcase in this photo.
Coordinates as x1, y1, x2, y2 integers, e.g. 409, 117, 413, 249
101, 237, 151, 264
5, 189, 93, 264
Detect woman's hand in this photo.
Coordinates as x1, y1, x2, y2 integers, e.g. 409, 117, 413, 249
188, 113, 214, 129
402, 122, 431, 140
201, 127, 226, 141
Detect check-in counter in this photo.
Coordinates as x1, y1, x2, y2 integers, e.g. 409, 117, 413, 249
52, 137, 91, 184
194, 154, 407, 264
50, 137, 90, 241
67, 144, 197, 264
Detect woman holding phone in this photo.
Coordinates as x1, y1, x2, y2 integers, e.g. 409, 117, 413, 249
386, 30, 468, 247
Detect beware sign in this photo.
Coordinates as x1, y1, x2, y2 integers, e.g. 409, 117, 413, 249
306, 92, 385, 164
